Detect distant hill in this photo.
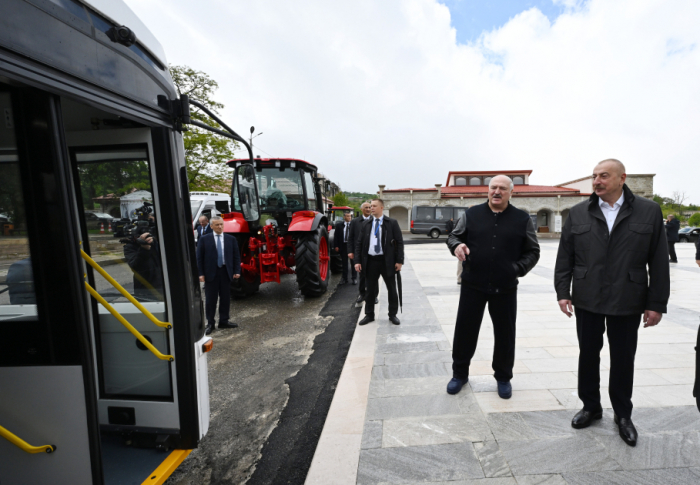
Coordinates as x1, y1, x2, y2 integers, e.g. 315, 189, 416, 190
344, 191, 376, 202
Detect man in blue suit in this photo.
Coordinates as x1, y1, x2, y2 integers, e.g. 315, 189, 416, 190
197, 216, 241, 334
195, 215, 213, 245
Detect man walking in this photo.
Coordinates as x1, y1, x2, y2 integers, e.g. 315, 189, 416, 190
334, 211, 357, 284
355, 199, 404, 326
446, 217, 455, 234
348, 202, 373, 305
665, 214, 680, 263
446, 176, 540, 399
555, 159, 669, 447
197, 216, 241, 335
195, 215, 212, 245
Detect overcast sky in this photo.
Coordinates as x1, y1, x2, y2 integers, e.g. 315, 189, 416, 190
124, 0, 700, 201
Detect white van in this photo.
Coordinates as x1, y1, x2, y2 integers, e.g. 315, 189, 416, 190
190, 192, 231, 240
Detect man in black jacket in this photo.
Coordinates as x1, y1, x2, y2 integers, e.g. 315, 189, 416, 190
355, 199, 404, 326
348, 202, 372, 305
446, 175, 540, 400
334, 211, 356, 284
124, 228, 164, 301
665, 214, 680, 263
555, 159, 669, 447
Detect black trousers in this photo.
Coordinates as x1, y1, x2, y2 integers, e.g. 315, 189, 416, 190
452, 286, 517, 382
364, 255, 399, 317
575, 308, 641, 419
340, 245, 357, 281
668, 241, 677, 262
205, 266, 232, 326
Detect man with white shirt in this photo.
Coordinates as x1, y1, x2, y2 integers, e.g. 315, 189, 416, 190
197, 216, 241, 335
555, 159, 669, 447
348, 202, 373, 305
334, 211, 356, 284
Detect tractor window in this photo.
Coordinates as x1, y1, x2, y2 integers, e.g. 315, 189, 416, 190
303, 171, 316, 208
255, 168, 306, 211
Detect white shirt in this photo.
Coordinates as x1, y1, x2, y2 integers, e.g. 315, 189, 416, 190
598, 191, 624, 233
369, 216, 384, 256
214, 232, 225, 265
343, 221, 349, 242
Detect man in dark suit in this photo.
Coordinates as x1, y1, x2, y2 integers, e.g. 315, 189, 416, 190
665, 214, 680, 263
334, 211, 356, 285
195, 215, 213, 245
348, 202, 372, 305
197, 216, 241, 335
555, 159, 669, 447
355, 198, 404, 326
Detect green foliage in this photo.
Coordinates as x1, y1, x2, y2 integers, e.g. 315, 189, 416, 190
170, 65, 237, 192
689, 213, 700, 227
0, 163, 25, 226
332, 192, 351, 207
77, 160, 151, 206
653, 194, 664, 205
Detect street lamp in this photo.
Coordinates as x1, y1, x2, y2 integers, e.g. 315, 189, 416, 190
249, 126, 263, 151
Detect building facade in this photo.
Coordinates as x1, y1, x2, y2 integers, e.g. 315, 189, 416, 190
379, 170, 655, 232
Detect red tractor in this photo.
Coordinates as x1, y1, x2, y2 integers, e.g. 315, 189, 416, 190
224, 158, 332, 297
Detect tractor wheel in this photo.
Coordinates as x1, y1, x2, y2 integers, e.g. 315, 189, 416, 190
231, 248, 260, 298
330, 251, 343, 274
295, 224, 330, 297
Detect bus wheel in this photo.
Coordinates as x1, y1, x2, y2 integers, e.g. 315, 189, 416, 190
295, 225, 329, 297
430, 229, 440, 239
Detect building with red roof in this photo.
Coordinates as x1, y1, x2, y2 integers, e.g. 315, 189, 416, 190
377, 170, 654, 234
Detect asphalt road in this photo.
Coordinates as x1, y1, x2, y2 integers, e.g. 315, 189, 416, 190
166, 270, 360, 484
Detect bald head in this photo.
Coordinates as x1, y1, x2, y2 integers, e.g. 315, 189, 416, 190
491, 175, 514, 191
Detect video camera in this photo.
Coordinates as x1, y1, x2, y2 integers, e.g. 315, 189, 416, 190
120, 202, 157, 244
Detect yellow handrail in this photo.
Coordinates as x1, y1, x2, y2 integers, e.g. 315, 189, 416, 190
80, 249, 171, 329
84, 281, 174, 361
0, 424, 55, 454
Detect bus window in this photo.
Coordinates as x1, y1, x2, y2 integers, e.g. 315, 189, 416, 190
455, 208, 466, 221
416, 206, 434, 221
0, 92, 42, 365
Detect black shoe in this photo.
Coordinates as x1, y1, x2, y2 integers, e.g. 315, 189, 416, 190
447, 377, 468, 395
356, 294, 365, 304
571, 406, 603, 429
389, 315, 400, 325
497, 380, 512, 399
352, 279, 357, 285
339, 279, 347, 285
614, 414, 637, 447
205, 325, 214, 335
670, 260, 678, 263
375, 298, 379, 304
358, 315, 375, 326
218, 322, 238, 329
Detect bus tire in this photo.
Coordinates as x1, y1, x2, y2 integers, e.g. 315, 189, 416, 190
295, 225, 330, 297
430, 228, 440, 239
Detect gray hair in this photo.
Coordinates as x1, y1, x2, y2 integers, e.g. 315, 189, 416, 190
199, 214, 209, 221
490, 175, 514, 191
361, 202, 371, 208
597, 158, 626, 175
210, 216, 223, 223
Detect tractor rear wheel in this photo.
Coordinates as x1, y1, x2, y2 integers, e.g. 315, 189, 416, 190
295, 224, 330, 297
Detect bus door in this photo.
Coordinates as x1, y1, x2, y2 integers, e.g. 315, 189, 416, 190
0, 84, 101, 483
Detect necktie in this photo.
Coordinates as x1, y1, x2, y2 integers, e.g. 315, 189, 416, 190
216, 235, 223, 267
373, 219, 381, 253
344, 222, 348, 242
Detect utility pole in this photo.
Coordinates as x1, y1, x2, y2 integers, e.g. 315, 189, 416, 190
249, 126, 263, 152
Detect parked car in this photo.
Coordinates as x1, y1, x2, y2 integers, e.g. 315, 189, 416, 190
84, 211, 114, 231
410, 205, 468, 238
679, 227, 700, 243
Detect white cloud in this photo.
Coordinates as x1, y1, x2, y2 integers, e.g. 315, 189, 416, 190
125, 0, 700, 201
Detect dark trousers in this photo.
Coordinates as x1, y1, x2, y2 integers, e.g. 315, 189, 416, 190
340, 245, 357, 281
452, 286, 517, 382
364, 255, 398, 317
668, 241, 677, 262
205, 266, 231, 327
575, 308, 641, 419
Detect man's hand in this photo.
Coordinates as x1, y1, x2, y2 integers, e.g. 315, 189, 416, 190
696, 259, 700, 267
348, 253, 354, 260
233, 274, 240, 279
355, 263, 362, 273
558, 299, 573, 318
455, 243, 470, 262
138, 232, 153, 250
199, 276, 205, 283
643, 310, 662, 328
335, 247, 339, 252
395, 263, 402, 272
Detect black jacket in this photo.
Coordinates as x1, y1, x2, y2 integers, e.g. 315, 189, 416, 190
348, 215, 370, 256
665, 218, 680, 242
197, 233, 241, 282
447, 202, 540, 293
445, 219, 454, 233
334, 220, 351, 251
124, 240, 164, 300
554, 184, 669, 315
358, 216, 404, 272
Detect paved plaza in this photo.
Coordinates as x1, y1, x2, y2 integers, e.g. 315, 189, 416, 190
306, 240, 700, 485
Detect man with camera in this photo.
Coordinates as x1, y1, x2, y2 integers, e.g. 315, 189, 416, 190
123, 225, 164, 301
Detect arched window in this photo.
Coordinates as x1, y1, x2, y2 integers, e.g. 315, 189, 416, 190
513, 176, 524, 185
469, 177, 481, 186
484, 177, 492, 186
455, 177, 467, 186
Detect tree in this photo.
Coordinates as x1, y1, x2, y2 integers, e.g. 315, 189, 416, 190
689, 213, 700, 227
332, 192, 350, 207
170, 65, 237, 191
672, 191, 687, 214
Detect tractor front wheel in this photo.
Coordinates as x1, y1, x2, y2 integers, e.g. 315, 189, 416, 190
295, 224, 330, 297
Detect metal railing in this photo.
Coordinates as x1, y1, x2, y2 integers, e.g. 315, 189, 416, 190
0, 424, 55, 454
